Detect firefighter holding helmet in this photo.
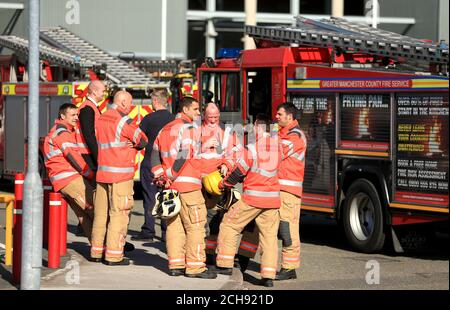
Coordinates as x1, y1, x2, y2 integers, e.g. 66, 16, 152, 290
150, 96, 217, 279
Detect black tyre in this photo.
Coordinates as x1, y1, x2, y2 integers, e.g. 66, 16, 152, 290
342, 179, 385, 253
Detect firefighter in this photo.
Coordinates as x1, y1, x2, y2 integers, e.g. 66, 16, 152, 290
151, 96, 217, 279
76, 80, 106, 171
199, 103, 239, 263
74, 80, 106, 237
201, 105, 260, 272
274, 102, 307, 280
44, 103, 95, 240
90, 91, 148, 265
215, 116, 281, 287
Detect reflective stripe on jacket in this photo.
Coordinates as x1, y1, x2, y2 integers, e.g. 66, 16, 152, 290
278, 120, 307, 197
222, 133, 281, 209
151, 113, 202, 193
44, 119, 94, 191
96, 105, 148, 183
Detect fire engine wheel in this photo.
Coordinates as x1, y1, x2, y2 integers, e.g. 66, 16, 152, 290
342, 179, 385, 253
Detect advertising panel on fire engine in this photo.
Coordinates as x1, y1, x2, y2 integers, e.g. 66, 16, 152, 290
394, 93, 449, 208
290, 93, 336, 210
339, 94, 390, 154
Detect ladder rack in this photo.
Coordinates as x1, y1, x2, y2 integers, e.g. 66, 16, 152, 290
40, 27, 156, 86
0, 35, 89, 69
245, 16, 449, 66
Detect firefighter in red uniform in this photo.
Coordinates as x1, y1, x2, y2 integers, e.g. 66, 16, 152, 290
274, 102, 307, 280
201, 103, 260, 271
90, 91, 148, 265
200, 103, 240, 261
151, 97, 217, 279
44, 103, 95, 240
215, 116, 281, 287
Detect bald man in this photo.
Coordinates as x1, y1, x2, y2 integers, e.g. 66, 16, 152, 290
76, 80, 106, 171
200, 103, 242, 264
91, 91, 148, 265
200, 103, 261, 272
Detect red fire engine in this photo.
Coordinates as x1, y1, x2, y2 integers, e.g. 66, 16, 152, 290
197, 17, 449, 253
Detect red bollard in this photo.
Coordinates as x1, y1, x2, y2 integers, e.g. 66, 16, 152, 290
43, 180, 53, 245
48, 192, 61, 268
12, 173, 24, 284
60, 198, 68, 256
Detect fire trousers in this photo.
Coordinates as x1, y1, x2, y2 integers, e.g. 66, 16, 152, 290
206, 206, 260, 259
60, 176, 94, 241
216, 200, 280, 279
166, 190, 207, 275
279, 191, 302, 270
90, 179, 134, 262
204, 190, 259, 258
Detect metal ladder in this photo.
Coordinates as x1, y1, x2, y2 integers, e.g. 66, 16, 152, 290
40, 27, 155, 86
245, 16, 449, 65
0, 35, 88, 69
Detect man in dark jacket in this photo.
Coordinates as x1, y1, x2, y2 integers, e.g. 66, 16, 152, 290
131, 89, 175, 242
77, 80, 106, 171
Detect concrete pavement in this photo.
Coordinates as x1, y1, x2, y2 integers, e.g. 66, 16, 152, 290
1, 184, 448, 290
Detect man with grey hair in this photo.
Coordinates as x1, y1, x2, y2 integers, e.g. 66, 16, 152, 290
131, 89, 175, 242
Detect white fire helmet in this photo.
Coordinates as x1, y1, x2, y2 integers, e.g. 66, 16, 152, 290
152, 189, 181, 219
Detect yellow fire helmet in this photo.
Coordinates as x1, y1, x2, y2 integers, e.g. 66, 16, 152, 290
202, 170, 223, 196
152, 189, 181, 219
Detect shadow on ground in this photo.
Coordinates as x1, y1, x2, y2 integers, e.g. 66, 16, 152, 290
300, 215, 449, 260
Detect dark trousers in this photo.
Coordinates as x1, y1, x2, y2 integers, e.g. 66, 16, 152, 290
140, 166, 166, 236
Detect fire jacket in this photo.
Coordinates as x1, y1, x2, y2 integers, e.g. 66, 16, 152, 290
199, 123, 241, 177
96, 104, 148, 183
278, 120, 307, 197
221, 132, 282, 209
151, 113, 202, 193
44, 119, 94, 192
76, 97, 101, 158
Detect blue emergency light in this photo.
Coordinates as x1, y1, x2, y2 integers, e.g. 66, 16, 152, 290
217, 48, 242, 59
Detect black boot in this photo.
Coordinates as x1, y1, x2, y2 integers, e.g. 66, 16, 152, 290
131, 232, 154, 242
103, 257, 131, 266
89, 257, 102, 263
261, 278, 274, 287
185, 269, 217, 279
169, 268, 185, 276
215, 266, 233, 275
275, 268, 297, 280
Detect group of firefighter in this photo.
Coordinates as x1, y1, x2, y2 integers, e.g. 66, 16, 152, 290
43, 80, 306, 287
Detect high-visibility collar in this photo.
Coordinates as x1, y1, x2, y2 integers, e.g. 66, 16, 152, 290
86, 96, 99, 107
54, 118, 74, 132
179, 112, 194, 124
105, 104, 128, 118
278, 119, 299, 137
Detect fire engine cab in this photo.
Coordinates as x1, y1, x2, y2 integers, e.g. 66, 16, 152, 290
197, 17, 449, 253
